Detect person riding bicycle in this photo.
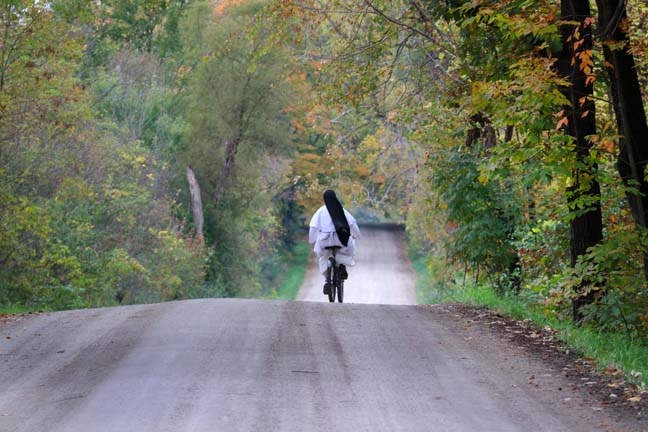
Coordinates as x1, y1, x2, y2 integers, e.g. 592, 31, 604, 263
308, 190, 361, 295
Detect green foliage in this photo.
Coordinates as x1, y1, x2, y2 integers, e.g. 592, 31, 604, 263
92, 50, 176, 148
515, 217, 569, 295
97, 0, 177, 53
456, 0, 561, 83
409, 244, 457, 305
0, 184, 82, 305
551, 228, 648, 339
202, 191, 265, 298
264, 242, 310, 300
0, 304, 38, 315
430, 145, 521, 283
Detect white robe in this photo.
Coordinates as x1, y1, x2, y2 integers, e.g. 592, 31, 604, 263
308, 205, 361, 274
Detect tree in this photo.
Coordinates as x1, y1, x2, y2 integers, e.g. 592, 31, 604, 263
556, 0, 604, 321
596, 0, 648, 281
97, 0, 176, 53
177, 0, 298, 296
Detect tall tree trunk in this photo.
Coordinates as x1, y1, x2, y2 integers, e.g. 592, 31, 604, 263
558, 0, 604, 322
213, 137, 241, 208
596, 0, 648, 280
186, 165, 204, 245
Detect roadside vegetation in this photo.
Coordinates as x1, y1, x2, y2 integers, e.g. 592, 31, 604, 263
267, 242, 311, 301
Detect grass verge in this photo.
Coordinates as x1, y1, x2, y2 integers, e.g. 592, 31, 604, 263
410, 248, 648, 389
0, 303, 41, 315
271, 242, 310, 300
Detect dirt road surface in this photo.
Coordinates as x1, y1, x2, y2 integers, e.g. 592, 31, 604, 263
0, 226, 645, 431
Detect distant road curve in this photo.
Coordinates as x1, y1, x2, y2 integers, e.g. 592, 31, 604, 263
297, 224, 417, 305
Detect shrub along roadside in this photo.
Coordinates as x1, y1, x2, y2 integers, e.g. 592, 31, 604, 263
410, 246, 648, 390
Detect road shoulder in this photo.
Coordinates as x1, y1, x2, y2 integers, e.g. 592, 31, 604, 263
426, 303, 647, 431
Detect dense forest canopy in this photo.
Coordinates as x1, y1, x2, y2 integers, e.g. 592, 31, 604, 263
1, 0, 648, 338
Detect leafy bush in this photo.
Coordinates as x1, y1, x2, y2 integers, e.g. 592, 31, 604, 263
556, 229, 648, 339
0, 183, 84, 306
146, 229, 207, 301
430, 146, 522, 289
40, 285, 87, 311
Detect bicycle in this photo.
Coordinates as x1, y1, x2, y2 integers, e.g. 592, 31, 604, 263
324, 246, 347, 303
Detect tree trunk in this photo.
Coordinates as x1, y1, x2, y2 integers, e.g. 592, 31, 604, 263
213, 137, 241, 208
595, 0, 648, 280
186, 165, 204, 245
558, 0, 604, 322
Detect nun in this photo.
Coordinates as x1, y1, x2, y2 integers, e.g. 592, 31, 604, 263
308, 190, 361, 294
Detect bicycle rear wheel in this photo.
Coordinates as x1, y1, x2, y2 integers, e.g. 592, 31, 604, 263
327, 260, 336, 302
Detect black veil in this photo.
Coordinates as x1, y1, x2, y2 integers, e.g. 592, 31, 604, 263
324, 190, 350, 246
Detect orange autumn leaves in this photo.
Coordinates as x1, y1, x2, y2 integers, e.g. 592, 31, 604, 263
214, 0, 245, 17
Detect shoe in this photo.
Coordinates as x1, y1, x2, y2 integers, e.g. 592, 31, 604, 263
323, 283, 331, 295
339, 264, 348, 280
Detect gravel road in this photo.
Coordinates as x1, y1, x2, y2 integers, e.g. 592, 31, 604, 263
0, 227, 644, 431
